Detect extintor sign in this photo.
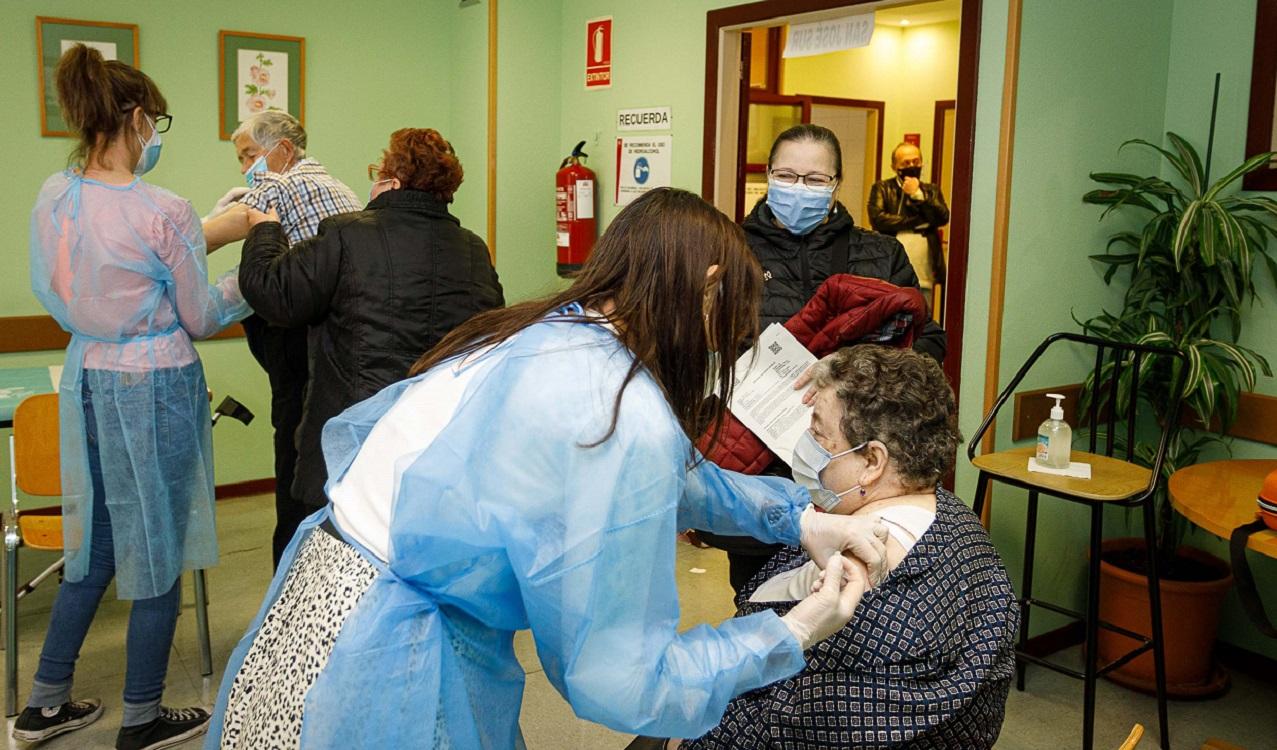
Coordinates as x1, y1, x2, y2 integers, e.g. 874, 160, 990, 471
585, 17, 612, 89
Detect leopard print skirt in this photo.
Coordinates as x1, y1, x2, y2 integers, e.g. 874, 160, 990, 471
220, 524, 378, 750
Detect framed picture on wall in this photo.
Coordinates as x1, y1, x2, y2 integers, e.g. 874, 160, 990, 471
218, 30, 305, 141
1244, 0, 1277, 190
36, 17, 139, 137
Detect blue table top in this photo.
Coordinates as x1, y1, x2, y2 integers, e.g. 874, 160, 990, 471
0, 366, 60, 426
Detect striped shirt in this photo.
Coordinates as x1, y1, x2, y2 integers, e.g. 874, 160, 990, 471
240, 158, 362, 244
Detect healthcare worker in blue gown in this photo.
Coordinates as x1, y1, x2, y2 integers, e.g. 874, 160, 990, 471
206, 187, 888, 750
16, 44, 250, 750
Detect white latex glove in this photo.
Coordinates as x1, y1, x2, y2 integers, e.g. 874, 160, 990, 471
203, 186, 251, 221
799, 504, 889, 586
780, 554, 868, 650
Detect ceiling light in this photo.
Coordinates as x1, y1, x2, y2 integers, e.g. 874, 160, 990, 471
901, 19, 911, 26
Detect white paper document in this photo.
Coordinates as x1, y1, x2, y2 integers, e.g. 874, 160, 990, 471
724, 324, 816, 466
1026, 459, 1092, 479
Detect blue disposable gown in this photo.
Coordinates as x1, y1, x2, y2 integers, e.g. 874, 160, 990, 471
29, 170, 251, 600
207, 314, 811, 748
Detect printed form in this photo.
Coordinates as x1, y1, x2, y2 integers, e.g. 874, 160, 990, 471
726, 324, 816, 466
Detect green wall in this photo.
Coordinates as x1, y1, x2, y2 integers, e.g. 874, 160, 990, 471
495, 0, 566, 303
0, 0, 457, 492
1157, 0, 1277, 660
557, 0, 742, 229
966, 0, 1174, 640
960, 0, 1277, 661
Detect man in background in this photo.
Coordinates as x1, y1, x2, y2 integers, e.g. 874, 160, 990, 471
202, 111, 362, 567
868, 142, 950, 305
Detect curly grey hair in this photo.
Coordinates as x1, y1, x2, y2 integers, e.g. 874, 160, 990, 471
231, 111, 307, 156
810, 345, 961, 489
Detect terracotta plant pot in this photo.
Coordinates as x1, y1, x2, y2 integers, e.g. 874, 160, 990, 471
1096, 538, 1233, 698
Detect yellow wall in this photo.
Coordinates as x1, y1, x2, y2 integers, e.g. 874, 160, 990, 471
782, 20, 960, 180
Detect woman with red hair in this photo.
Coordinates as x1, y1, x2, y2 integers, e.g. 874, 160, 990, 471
238, 127, 504, 513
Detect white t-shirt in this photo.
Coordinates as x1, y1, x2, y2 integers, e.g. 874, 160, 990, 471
329, 354, 494, 562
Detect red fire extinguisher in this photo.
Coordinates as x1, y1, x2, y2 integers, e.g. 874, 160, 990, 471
556, 141, 597, 277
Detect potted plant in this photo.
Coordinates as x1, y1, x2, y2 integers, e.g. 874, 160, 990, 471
1079, 129, 1277, 696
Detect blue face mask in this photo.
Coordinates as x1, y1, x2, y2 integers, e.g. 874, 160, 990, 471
244, 142, 280, 187
133, 115, 163, 176
790, 430, 867, 511
767, 181, 835, 236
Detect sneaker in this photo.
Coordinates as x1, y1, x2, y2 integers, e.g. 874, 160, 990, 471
115, 706, 211, 750
11, 698, 104, 742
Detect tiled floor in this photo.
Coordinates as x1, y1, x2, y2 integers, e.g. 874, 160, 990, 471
4, 494, 1275, 749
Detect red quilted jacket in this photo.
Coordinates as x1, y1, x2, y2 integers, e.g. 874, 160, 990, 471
698, 274, 927, 474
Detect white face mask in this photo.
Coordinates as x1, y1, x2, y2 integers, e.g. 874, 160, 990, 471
790, 430, 867, 511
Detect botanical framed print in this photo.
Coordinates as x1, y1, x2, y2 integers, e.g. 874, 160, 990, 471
36, 17, 139, 137
218, 30, 305, 141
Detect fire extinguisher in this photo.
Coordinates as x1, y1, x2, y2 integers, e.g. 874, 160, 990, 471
556, 140, 597, 277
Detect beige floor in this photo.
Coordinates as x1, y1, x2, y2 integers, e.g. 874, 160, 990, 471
4, 494, 1275, 749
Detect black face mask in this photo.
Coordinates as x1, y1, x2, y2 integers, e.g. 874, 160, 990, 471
898, 166, 923, 179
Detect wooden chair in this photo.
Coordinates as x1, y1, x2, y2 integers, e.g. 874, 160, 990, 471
968, 332, 1187, 750
3, 393, 212, 717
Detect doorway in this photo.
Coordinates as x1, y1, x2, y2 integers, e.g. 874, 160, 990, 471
702, 0, 980, 399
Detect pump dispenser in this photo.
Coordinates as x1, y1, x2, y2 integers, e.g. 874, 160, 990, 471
1036, 393, 1072, 469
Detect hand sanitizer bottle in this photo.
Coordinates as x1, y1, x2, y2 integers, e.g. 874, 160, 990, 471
1036, 393, 1072, 469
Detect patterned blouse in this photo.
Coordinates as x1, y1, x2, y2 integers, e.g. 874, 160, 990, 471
682, 488, 1018, 749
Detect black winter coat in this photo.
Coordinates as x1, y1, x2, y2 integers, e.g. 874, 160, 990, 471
868, 176, 950, 283
742, 199, 946, 362
240, 189, 504, 508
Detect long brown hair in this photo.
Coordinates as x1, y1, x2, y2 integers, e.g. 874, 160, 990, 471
55, 44, 167, 168
411, 187, 762, 453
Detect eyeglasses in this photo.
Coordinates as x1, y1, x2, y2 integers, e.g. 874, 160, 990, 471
768, 168, 836, 189
152, 114, 172, 134
367, 163, 384, 181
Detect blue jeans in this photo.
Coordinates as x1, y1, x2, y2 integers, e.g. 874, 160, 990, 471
28, 381, 180, 727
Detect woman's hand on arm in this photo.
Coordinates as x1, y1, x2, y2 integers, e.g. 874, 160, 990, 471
202, 203, 251, 253
780, 554, 868, 649
799, 506, 888, 583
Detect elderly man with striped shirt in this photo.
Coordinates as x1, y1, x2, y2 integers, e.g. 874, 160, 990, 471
202, 111, 362, 568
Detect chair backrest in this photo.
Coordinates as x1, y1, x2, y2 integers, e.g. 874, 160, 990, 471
968, 333, 1188, 490
13, 393, 61, 497
1117, 723, 1144, 750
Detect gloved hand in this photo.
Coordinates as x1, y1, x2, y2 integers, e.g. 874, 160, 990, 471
799, 504, 889, 585
780, 554, 868, 650
203, 187, 251, 221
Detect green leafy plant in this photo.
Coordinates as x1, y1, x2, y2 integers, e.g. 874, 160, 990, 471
1079, 131, 1277, 571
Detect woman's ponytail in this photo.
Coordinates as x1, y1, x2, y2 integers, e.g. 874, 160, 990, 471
54, 43, 167, 168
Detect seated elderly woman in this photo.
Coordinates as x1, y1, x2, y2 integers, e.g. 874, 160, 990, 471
650, 345, 1017, 750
